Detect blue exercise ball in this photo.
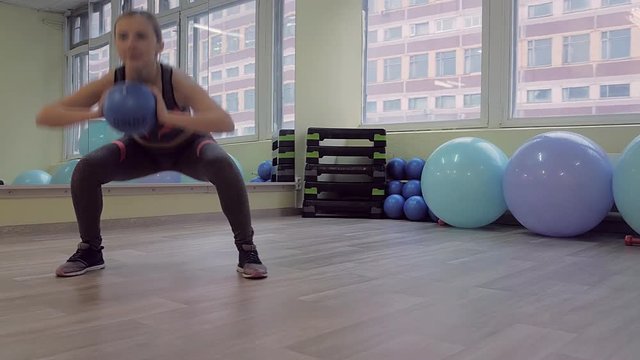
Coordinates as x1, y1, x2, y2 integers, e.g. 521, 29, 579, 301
405, 158, 425, 180
13, 169, 52, 185
387, 180, 403, 195
612, 136, 640, 234
402, 179, 422, 199
384, 194, 405, 219
422, 137, 508, 228
50, 159, 80, 184
504, 131, 613, 237
258, 160, 272, 180
387, 158, 406, 180
104, 82, 157, 135
79, 120, 122, 156
250, 176, 266, 183
403, 196, 428, 221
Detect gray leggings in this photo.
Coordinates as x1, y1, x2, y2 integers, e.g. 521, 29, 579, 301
71, 134, 254, 248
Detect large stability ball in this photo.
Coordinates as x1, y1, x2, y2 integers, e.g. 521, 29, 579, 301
104, 82, 157, 135
421, 137, 508, 228
503, 131, 613, 237
13, 170, 52, 185
613, 135, 640, 234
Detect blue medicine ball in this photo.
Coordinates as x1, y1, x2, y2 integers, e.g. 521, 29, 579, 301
405, 158, 426, 180
387, 180, 403, 195
386, 158, 406, 180
258, 160, 272, 180
104, 82, 157, 135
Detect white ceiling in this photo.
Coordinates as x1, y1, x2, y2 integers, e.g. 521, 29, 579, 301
0, 0, 87, 14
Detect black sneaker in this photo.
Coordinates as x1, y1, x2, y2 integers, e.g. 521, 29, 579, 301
236, 244, 267, 279
55, 243, 105, 277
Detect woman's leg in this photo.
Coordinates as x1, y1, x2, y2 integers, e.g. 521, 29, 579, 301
176, 136, 267, 279
56, 138, 160, 277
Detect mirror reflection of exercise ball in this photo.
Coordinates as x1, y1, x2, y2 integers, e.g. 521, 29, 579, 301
50, 159, 81, 184
78, 120, 122, 156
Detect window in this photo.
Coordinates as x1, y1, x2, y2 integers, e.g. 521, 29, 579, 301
364, 0, 482, 124
410, 23, 429, 37
244, 63, 255, 74
409, 54, 428, 79
367, 60, 377, 83
464, 94, 481, 108
200, 75, 209, 87
70, 12, 89, 46
384, 57, 402, 81
435, 18, 456, 32
602, 29, 630, 60
383, 99, 402, 111
211, 35, 222, 55
435, 96, 456, 109
160, 23, 178, 66
90, 0, 111, 38
227, 30, 241, 52
527, 89, 552, 103
602, 0, 629, 6
226, 92, 239, 112
562, 86, 590, 101
226, 67, 240, 78
464, 48, 482, 74
284, 15, 295, 38
384, 27, 403, 41
436, 51, 456, 76
515, 1, 640, 119
368, 30, 378, 43
132, 0, 147, 10
409, 97, 428, 110
187, 1, 257, 138
528, 39, 552, 67
564, 0, 590, 12
283, 55, 295, 66
155, 0, 179, 13
283, 83, 295, 104
244, 89, 255, 110
563, 34, 590, 64
245, 25, 255, 48
384, 0, 402, 10
88, 45, 109, 82
600, 84, 630, 98
464, 15, 481, 28
528, 3, 553, 18
366, 101, 377, 113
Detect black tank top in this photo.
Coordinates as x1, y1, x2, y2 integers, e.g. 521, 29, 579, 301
113, 64, 190, 146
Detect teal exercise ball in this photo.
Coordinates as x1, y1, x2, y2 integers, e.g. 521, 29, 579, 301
13, 169, 52, 185
614, 135, 640, 234
421, 137, 508, 228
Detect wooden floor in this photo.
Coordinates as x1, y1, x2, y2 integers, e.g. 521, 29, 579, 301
1, 214, 639, 360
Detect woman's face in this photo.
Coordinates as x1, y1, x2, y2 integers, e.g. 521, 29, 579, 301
114, 16, 163, 72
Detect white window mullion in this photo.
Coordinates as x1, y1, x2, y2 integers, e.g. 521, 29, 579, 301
486, 0, 513, 128
256, 0, 275, 141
